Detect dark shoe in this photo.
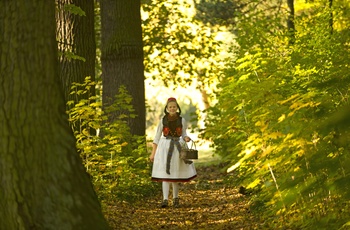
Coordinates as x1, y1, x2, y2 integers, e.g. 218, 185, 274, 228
161, 199, 168, 208
174, 198, 180, 208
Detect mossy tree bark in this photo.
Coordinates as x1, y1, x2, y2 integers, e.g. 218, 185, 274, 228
56, 0, 96, 104
0, 1, 109, 229
100, 0, 146, 136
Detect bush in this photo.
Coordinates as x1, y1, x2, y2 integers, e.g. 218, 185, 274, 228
67, 77, 157, 202
202, 2, 350, 229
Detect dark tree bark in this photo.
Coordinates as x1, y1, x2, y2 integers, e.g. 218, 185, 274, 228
100, 0, 146, 136
0, 1, 109, 229
329, 0, 333, 34
56, 0, 96, 103
287, 0, 295, 45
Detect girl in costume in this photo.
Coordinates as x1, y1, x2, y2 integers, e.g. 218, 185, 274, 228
149, 97, 197, 208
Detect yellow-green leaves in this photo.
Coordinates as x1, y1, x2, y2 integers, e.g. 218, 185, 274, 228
202, 0, 350, 228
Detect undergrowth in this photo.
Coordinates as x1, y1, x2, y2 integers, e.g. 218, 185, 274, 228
67, 77, 158, 203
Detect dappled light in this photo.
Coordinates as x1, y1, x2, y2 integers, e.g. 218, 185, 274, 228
3, 0, 350, 229
103, 165, 261, 229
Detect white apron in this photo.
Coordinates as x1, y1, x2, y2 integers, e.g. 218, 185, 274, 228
151, 118, 197, 182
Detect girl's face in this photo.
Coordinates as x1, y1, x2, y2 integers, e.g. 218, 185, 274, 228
167, 101, 178, 115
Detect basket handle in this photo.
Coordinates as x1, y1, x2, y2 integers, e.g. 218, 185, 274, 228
189, 140, 196, 150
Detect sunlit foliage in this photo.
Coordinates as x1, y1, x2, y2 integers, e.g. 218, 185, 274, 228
141, 0, 225, 92
67, 77, 157, 202
202, 0, 350, 228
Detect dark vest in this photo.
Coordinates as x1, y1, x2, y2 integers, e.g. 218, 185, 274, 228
162, 116, 182, 137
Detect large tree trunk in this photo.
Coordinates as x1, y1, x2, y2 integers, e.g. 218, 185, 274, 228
100, 0, 146, 136
0, 1, 109, 229
56, 0, 96, 103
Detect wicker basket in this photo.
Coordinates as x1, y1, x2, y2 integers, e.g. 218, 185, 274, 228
180, 140, 198, 160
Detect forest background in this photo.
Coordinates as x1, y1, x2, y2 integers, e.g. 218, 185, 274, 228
1, 0, 350, 229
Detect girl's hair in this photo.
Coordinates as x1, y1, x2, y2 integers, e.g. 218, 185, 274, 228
163, 97, 182, 115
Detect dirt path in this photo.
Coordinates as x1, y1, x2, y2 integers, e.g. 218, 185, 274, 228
104, 164, 262, 229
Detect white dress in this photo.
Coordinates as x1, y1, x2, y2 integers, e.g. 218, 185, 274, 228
151, 118, 197, 182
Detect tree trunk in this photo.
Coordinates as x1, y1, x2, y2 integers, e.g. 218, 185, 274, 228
287, 0, 295, 45
0, 1, 109, 229
56, 0, 96, 103
100, 0, 146, 136
329, 0, 333, 34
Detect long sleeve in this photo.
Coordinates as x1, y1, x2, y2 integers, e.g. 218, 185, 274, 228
153, 119, 163, 145
181, 118, 189, 139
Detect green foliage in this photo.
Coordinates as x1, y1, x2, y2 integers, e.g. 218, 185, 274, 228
142, 0, 224, 89
64, 4, 86, 16
67, 77, 157, 202
194, 0, 238, 27
203, 0, 350, 229
58, 50, 86, 62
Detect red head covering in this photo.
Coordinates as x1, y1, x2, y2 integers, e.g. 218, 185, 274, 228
164, 97, 181, 115
167, 97, 177, 103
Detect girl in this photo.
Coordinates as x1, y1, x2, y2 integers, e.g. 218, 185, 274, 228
149, 97, 197, 208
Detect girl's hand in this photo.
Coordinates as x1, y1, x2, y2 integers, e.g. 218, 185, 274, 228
149, 154, 155, 162
184, 136, 191, 142
150, 143, 157, 162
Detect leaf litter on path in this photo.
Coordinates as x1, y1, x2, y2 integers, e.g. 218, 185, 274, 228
104, 164, 262, 229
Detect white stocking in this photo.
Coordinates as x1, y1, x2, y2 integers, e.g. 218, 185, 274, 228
172, 182, 179, 198
162, 182, 170, 200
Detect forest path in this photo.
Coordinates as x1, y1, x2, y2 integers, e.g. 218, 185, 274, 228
105, 156, 262, 229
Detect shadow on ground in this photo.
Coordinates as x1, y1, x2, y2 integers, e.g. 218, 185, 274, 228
104, 162, 262, 230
